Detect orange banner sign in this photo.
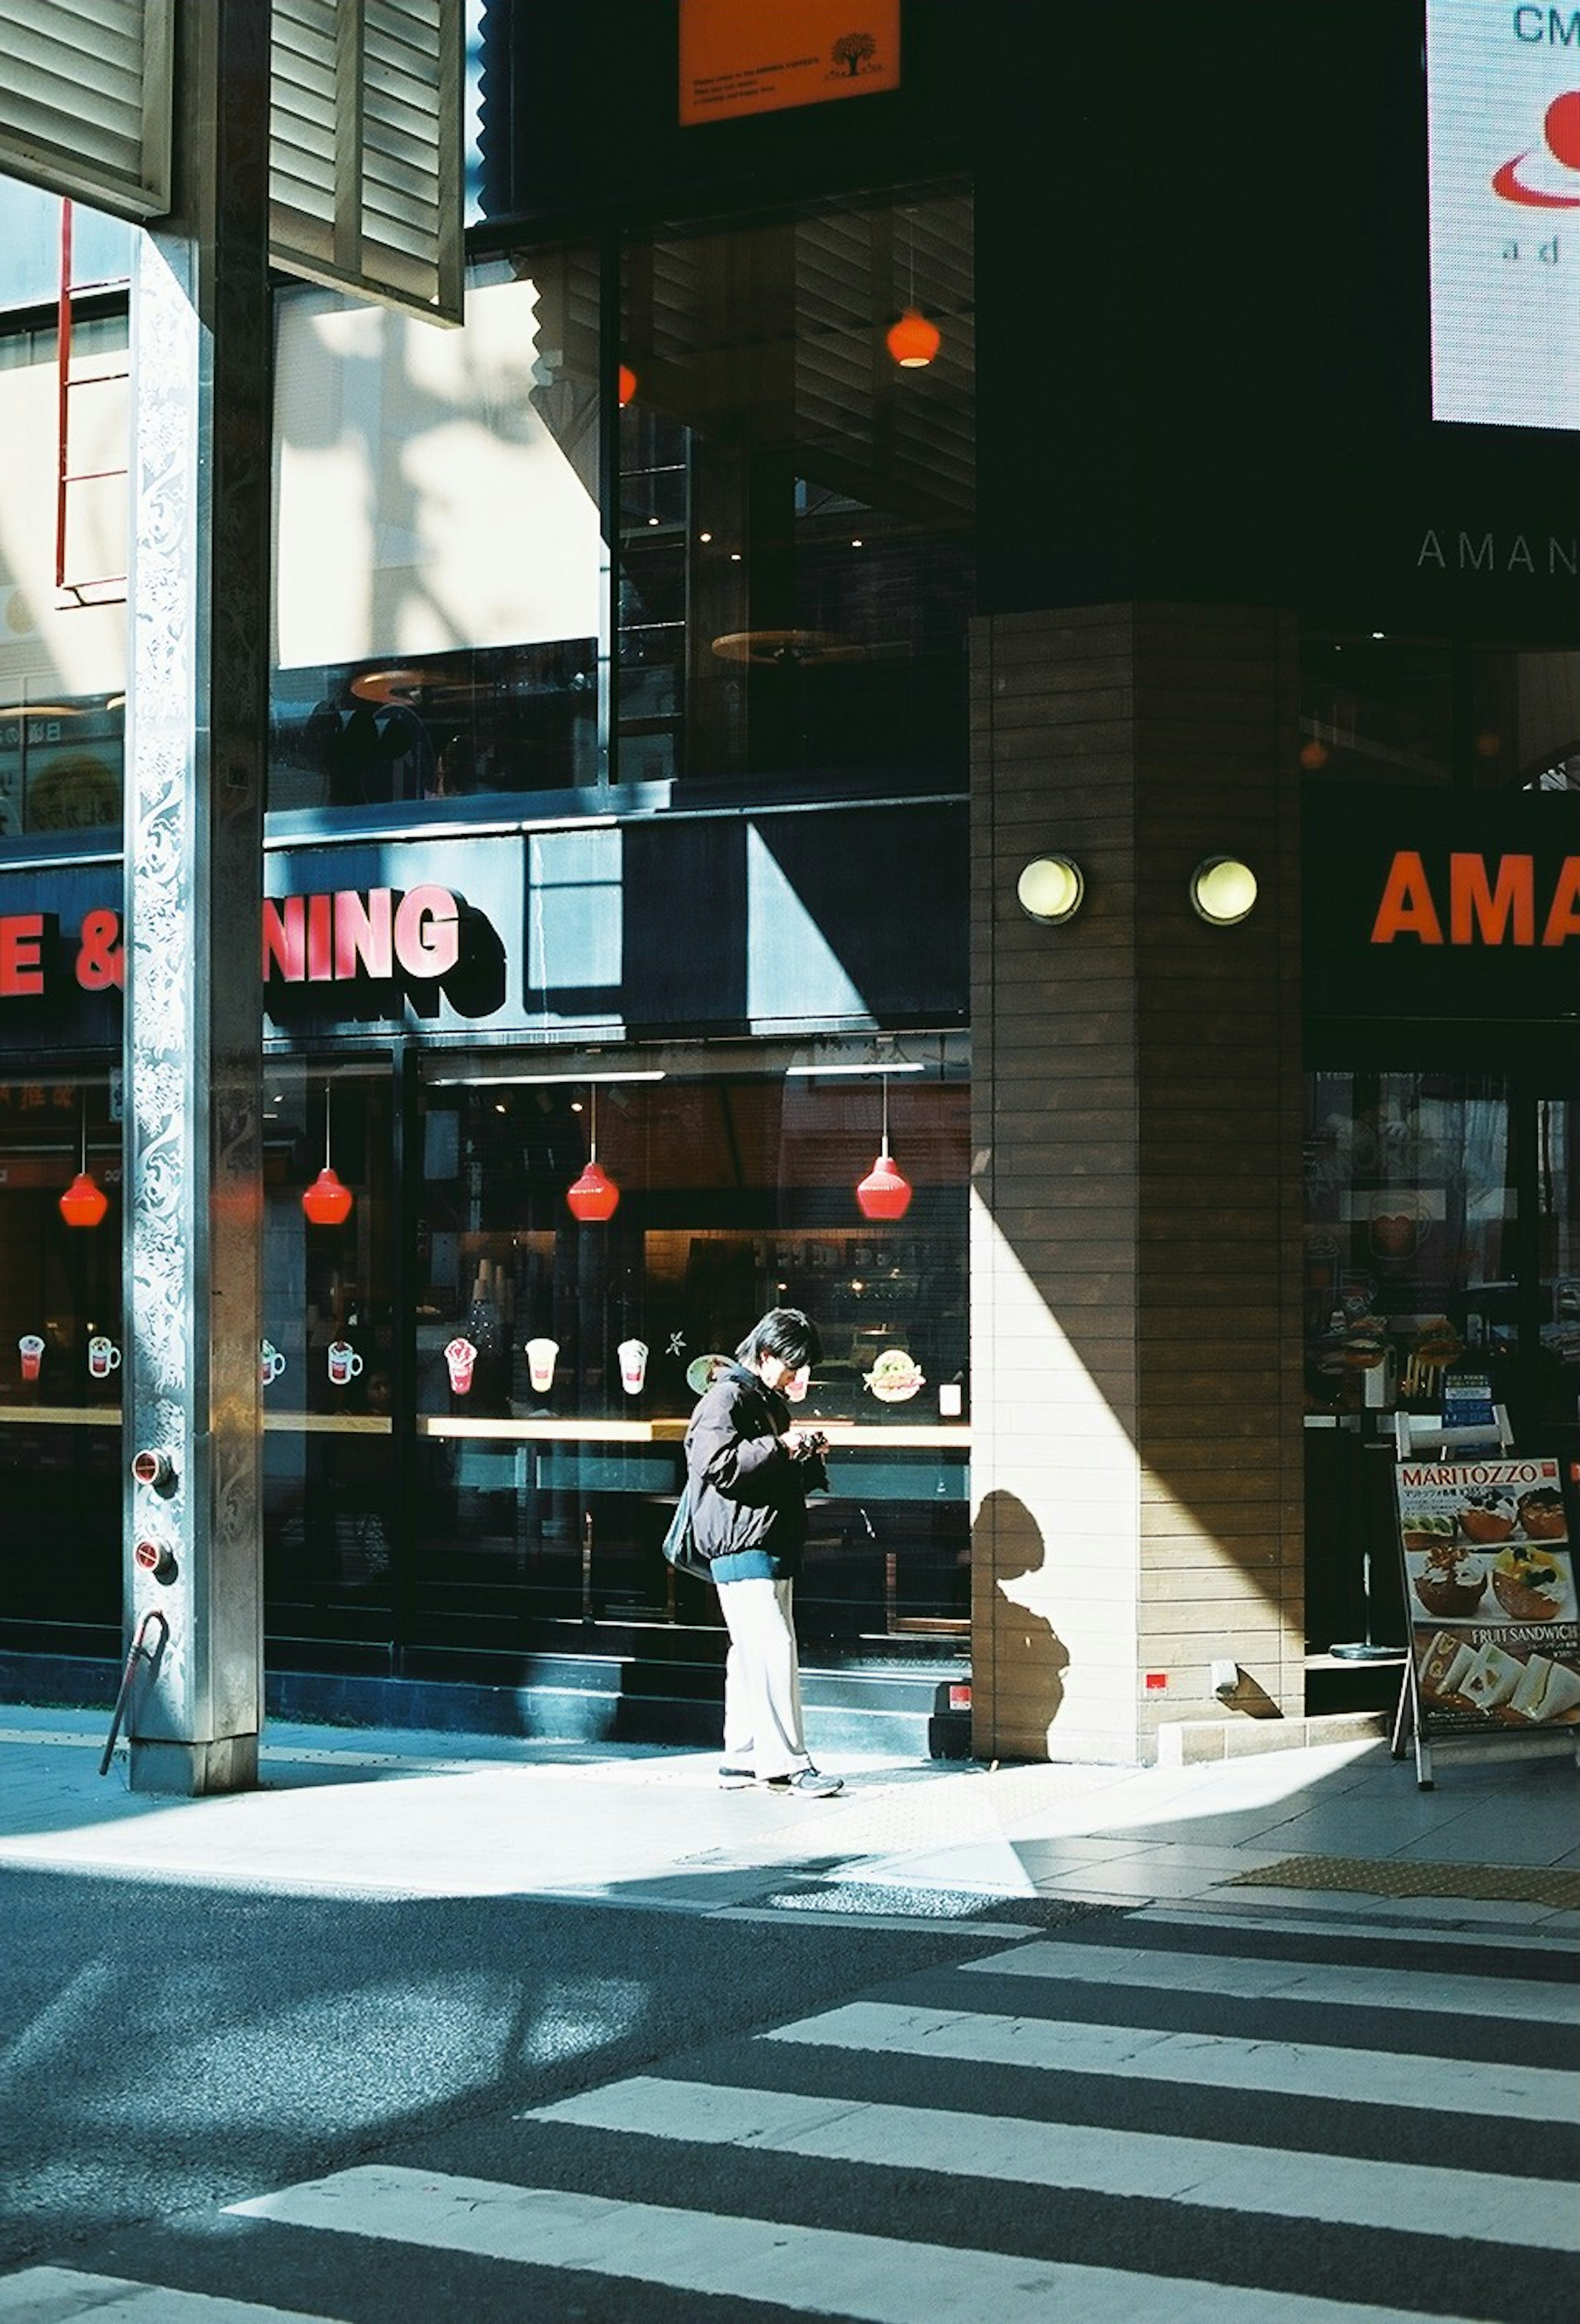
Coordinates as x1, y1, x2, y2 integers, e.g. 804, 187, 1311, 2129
680, 0, 900, 127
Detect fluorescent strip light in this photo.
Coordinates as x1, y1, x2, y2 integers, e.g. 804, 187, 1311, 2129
784, 1062, 926, 1076
426, 1069, 666, 1087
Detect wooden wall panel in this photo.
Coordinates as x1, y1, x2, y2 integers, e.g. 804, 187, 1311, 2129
970, 601, 1304, 1762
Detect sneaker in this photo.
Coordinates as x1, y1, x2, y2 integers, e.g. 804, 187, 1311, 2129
762, 1767, 843, 1798
717, 1764, 755, 1789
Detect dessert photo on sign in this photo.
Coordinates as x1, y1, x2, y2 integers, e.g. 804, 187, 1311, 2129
1397, 1459, 1574, 1629
1406, 1540, 1576, 1627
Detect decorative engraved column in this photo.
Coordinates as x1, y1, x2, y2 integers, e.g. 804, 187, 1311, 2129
122, 0, 270, 1794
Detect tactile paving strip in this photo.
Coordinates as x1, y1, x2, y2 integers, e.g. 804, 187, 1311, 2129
1220, 1854, 1580, 1909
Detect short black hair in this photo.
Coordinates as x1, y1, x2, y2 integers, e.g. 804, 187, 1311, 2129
738, 1306, 822, 1371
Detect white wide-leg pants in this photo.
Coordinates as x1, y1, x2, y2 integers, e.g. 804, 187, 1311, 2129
717, 1576, 811, 1780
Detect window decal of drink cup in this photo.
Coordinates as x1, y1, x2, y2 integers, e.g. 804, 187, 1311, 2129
327, 1339, 363, 1387
1370, 1192, 1423, 1262
445, 1335, 477, 1395
88, 1335, 122, 1379
525, 1336, 558, 1394
618, 1336, 648, 1396
18, 1333, 44, 1383
259, 1339, 286, 1388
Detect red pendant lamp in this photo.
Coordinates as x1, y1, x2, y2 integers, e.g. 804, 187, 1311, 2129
566, 1086, 620, 1221
885, 308, 940, 369
618, 362, 638, 407
60, 1092, 109, 1228
885, 209, 940, 370
855, 1075, 912, 1221
302, 1083, 353, 1226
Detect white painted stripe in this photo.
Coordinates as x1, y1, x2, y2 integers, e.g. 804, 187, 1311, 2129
1134, 1906, 1579, 1954
229, 2164, 1489, 2324
964, 1937, 1580, 2023
527, 2074, 1578, 2250
0, 2268, 341, 2322
763, 1998, 1580, 2122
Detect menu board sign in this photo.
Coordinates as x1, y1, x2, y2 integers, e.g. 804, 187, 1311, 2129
1396, 1457, 1579, 1734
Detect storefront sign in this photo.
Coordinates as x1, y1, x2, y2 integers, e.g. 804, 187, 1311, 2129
0, 800, 967, 1053
1369, 849, 1580, 946
1427, 0, 1580, 430
262, 887, 461, 984
1304, 785, 1580, 1025
0, 886, 468, 1000
1396, 1455, 1579, 1734
680, 0, 899, 126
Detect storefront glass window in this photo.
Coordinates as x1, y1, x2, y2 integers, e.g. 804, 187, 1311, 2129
0, 310, 127, 847
617, 189, 974, 793
1469, 648, 1580, 790
270, 246, 604, 816
1297, 639, 1454, 783
269, 186, 974, 824
1303, 1072, 1580, 1425
1299, 637, 1580, 789
411, 1050, 970, 1647
259, 1062, 400, 1643
0, 1072, 122, 1650
1302, 1067, 1580, 1660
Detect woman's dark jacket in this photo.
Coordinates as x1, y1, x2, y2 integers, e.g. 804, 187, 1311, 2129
684, 1360, 807, 1584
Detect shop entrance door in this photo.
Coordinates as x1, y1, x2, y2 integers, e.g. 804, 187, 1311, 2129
1303, 1067, 1580, 1670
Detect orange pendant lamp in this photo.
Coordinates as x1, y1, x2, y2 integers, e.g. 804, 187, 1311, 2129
618, 362, 638, 407
566, 1086, 620, 1221
855, 1075, 912, 1220
60, 1092, 109, 1228
886, 208, 940, 370
302, 1085, 353, 1226
885, 308, 940, 369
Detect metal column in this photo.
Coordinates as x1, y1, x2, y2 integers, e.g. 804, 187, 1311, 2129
122, 0, 271, 1795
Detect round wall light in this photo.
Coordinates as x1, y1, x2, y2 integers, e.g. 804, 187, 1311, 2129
1190, 856, 1258, 925
1015, 855, 1085, 925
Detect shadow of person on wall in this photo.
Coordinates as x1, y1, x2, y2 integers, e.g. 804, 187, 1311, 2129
976, 1487, 1070, 1755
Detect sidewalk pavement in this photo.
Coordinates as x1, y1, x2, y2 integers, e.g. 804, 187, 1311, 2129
1, 1703, 1576, 1945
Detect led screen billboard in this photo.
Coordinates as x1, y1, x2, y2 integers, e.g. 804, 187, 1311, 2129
1427, 1, 1580, 430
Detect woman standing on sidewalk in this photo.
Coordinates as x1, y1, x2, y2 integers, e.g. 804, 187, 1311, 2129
685, 1307, 842, 1798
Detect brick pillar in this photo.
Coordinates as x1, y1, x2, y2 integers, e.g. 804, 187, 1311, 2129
969, 604, 1304, 1762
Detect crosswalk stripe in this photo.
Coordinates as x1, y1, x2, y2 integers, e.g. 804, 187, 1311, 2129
963, 1937, 1580, 2023
0, 2268, 342, 2322
526, 2073, 1578, 2248
761, 1997, 1580, 2121
228, 2163, 1492, 2324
